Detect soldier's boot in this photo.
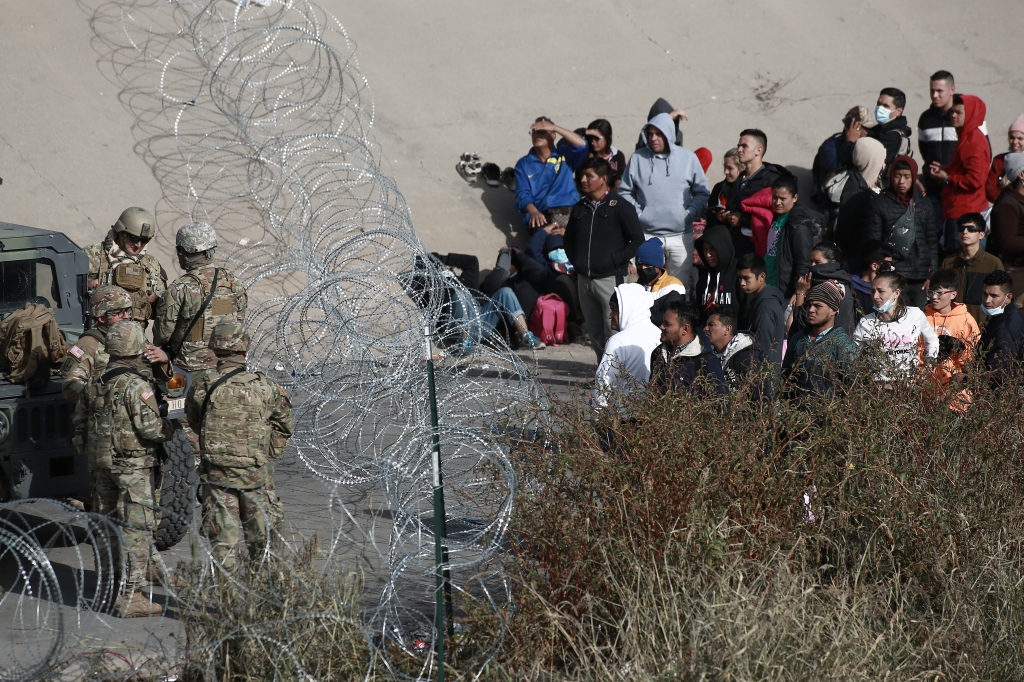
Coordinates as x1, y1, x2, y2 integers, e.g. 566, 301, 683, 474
117, 592, 163, 618
145, 563, 183, 588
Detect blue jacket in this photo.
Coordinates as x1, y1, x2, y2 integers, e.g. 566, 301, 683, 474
619, 113, 711, 237
514, 142, 588, 223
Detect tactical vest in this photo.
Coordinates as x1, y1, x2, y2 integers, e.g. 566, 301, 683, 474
85, 372, 151, 469
94, 256, 155, 322
173, 267, 245, 368
200, 370, 273, 469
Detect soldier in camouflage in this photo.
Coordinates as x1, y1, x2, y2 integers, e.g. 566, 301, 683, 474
150, 222, 247, 385
85, 207, 168, 325
185, 322, 293, 571
74, 321, 174, 618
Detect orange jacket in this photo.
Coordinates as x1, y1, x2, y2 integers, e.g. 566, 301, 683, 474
925, 302, 981, 384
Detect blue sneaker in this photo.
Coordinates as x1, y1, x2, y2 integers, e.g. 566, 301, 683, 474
455, 337, 474, 355
520, 332, 546, 350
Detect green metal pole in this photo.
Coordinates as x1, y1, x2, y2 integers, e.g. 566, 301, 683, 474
424, 326, 451, 681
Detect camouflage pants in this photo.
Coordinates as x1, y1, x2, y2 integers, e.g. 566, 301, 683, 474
97, 467, 160, 592
201, 467, 283, 570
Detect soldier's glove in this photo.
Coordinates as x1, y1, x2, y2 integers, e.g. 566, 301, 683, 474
159, 402, 169, 418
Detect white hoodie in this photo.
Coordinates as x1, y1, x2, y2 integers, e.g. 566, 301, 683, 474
594, 283, 662, 407
853, 306, 939, 380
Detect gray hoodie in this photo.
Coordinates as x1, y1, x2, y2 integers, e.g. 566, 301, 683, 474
619, 113, 711, 238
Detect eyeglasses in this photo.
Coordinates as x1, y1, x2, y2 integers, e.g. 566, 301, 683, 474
585, 135, 603, 143
925, 289, 954, 299
956, 224, 985, 233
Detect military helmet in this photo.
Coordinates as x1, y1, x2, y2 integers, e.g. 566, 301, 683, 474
90, 285, 133, 319
112, 207, 156, 240
209, 321, 250, 354
105, 321, 146, 357
176, 221, 218, 254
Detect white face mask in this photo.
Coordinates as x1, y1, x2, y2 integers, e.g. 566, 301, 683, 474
981, 294, 1010, 316
873, 293, 898, 315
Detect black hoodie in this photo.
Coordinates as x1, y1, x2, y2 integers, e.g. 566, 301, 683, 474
840, 115, 912, 173
738, 283, 786, 365
694, 225, 738, 320
788, 262, 856, 336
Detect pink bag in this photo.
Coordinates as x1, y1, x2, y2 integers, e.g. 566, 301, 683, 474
528, 294, 568, 346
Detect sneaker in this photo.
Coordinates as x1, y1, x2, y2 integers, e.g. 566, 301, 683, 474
452, 337, 474, 356
520, 332, 546, 350
117, 592, 163, 618
481, 162, 501, 187
500, 166, 516, 192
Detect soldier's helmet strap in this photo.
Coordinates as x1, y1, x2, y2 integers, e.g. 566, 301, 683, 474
170, 268, 220, 362
199, 366, 247, 424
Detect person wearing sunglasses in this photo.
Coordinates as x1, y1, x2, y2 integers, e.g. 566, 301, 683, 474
84, 206, 168, 326
923, 268, 980, 411
940, 212, 1004, 322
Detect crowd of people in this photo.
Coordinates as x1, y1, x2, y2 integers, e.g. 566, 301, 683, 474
439, 71, 1024, 407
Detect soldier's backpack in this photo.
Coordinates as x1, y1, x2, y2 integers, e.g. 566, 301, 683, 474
0, 303, 68, 384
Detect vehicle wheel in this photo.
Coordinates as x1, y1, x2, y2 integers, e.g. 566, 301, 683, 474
153, 422, 196, 550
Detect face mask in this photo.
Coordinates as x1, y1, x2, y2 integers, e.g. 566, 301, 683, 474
547, 248, 569, 264
981, 295, 1009, 316
874, 106, 892, 125
637, 266, 660, 285
873, 294, 898, 315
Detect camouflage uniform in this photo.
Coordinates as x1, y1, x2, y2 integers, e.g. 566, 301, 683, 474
85, 233, 167, 324
185, 322, 293, 570
74, 322, 174, 596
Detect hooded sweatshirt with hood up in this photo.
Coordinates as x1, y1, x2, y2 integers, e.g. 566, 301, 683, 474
619, 113, 711, 238
942, 94, 992, 219
694, 224, 738, 317
593, 283, 663, 406
865, 155, 939, 282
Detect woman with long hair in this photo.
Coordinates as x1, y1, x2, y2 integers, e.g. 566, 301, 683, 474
852, 269, 939, 380
576, 118, 627, 190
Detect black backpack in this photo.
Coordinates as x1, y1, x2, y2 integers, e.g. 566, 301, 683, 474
885, 201, 916, 260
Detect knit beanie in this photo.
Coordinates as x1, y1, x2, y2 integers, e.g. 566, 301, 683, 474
1009, 114, 1024, 136
806, 279, 845, 312
635, 238, 665, 268
1004, 152, 1024, 186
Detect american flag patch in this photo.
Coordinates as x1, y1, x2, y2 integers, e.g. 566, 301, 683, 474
69, 346, 84, 358
142, 389, 154, 400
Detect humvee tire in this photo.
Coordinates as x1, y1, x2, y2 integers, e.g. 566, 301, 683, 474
153, 423, 196, 550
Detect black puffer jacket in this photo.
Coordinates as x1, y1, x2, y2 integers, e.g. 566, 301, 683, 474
775, 204, 823, 298
864, 188, 938, 281
564, 191, 646, 278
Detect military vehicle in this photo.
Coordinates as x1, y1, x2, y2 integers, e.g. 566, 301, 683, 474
0, 220, 195, 549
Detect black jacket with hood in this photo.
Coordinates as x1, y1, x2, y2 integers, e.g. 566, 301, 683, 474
739, 283, 786, 366
841, 115, 912, 171
648, 329, 728, 397
864, 156, 939, 282
980, 302, 1024, 387
564, 190, 646, 279
775, 204, 823, 299
788, 262, 856, 336
694, 225, 739, 320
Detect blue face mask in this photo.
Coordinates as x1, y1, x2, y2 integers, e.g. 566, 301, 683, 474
548, 248, 569, 264
875, 105, 892, 125
981, 295, 1009, 316
873, 294, 897, 315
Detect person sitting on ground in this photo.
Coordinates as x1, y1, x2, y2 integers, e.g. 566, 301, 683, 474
576, 119, 627, 191
482, 243, 578, 329
852, 270, 940, 381
514, 116, 588, 231
786, 242, 855, 335
842, 87, 913, 173
715, 128, 793, 258
704, 306, 757, 392
850, 246, 891, 321
593, 284, 662, 408
694, 224, 738, 320
989, 153, 1024, 304
833, 137, 885, 260
564, 157, 646, 359
986, 114, 1024, 204
706, 148, 744, 227
923, 268, 980, 397
941, 211, 1005, 321
648, 297, 727, 396
782, 281, 859, 399
864, 155, 939, 309
619, 111, 711, 290
737, 253, 786, 366
929, 94, 992, 255
634, 238, 684, 296
978, 270, 1024, 387
764, 176, 822, 299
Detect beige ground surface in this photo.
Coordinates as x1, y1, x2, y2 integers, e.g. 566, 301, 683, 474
2, 1, 1023, 278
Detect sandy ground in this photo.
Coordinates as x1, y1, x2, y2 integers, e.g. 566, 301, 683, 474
2, 1, 1023, 273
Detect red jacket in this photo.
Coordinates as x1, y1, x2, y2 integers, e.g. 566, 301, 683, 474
740, 187, 774, 256
987, 152, 1006, 204
942, 95, 992, 219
